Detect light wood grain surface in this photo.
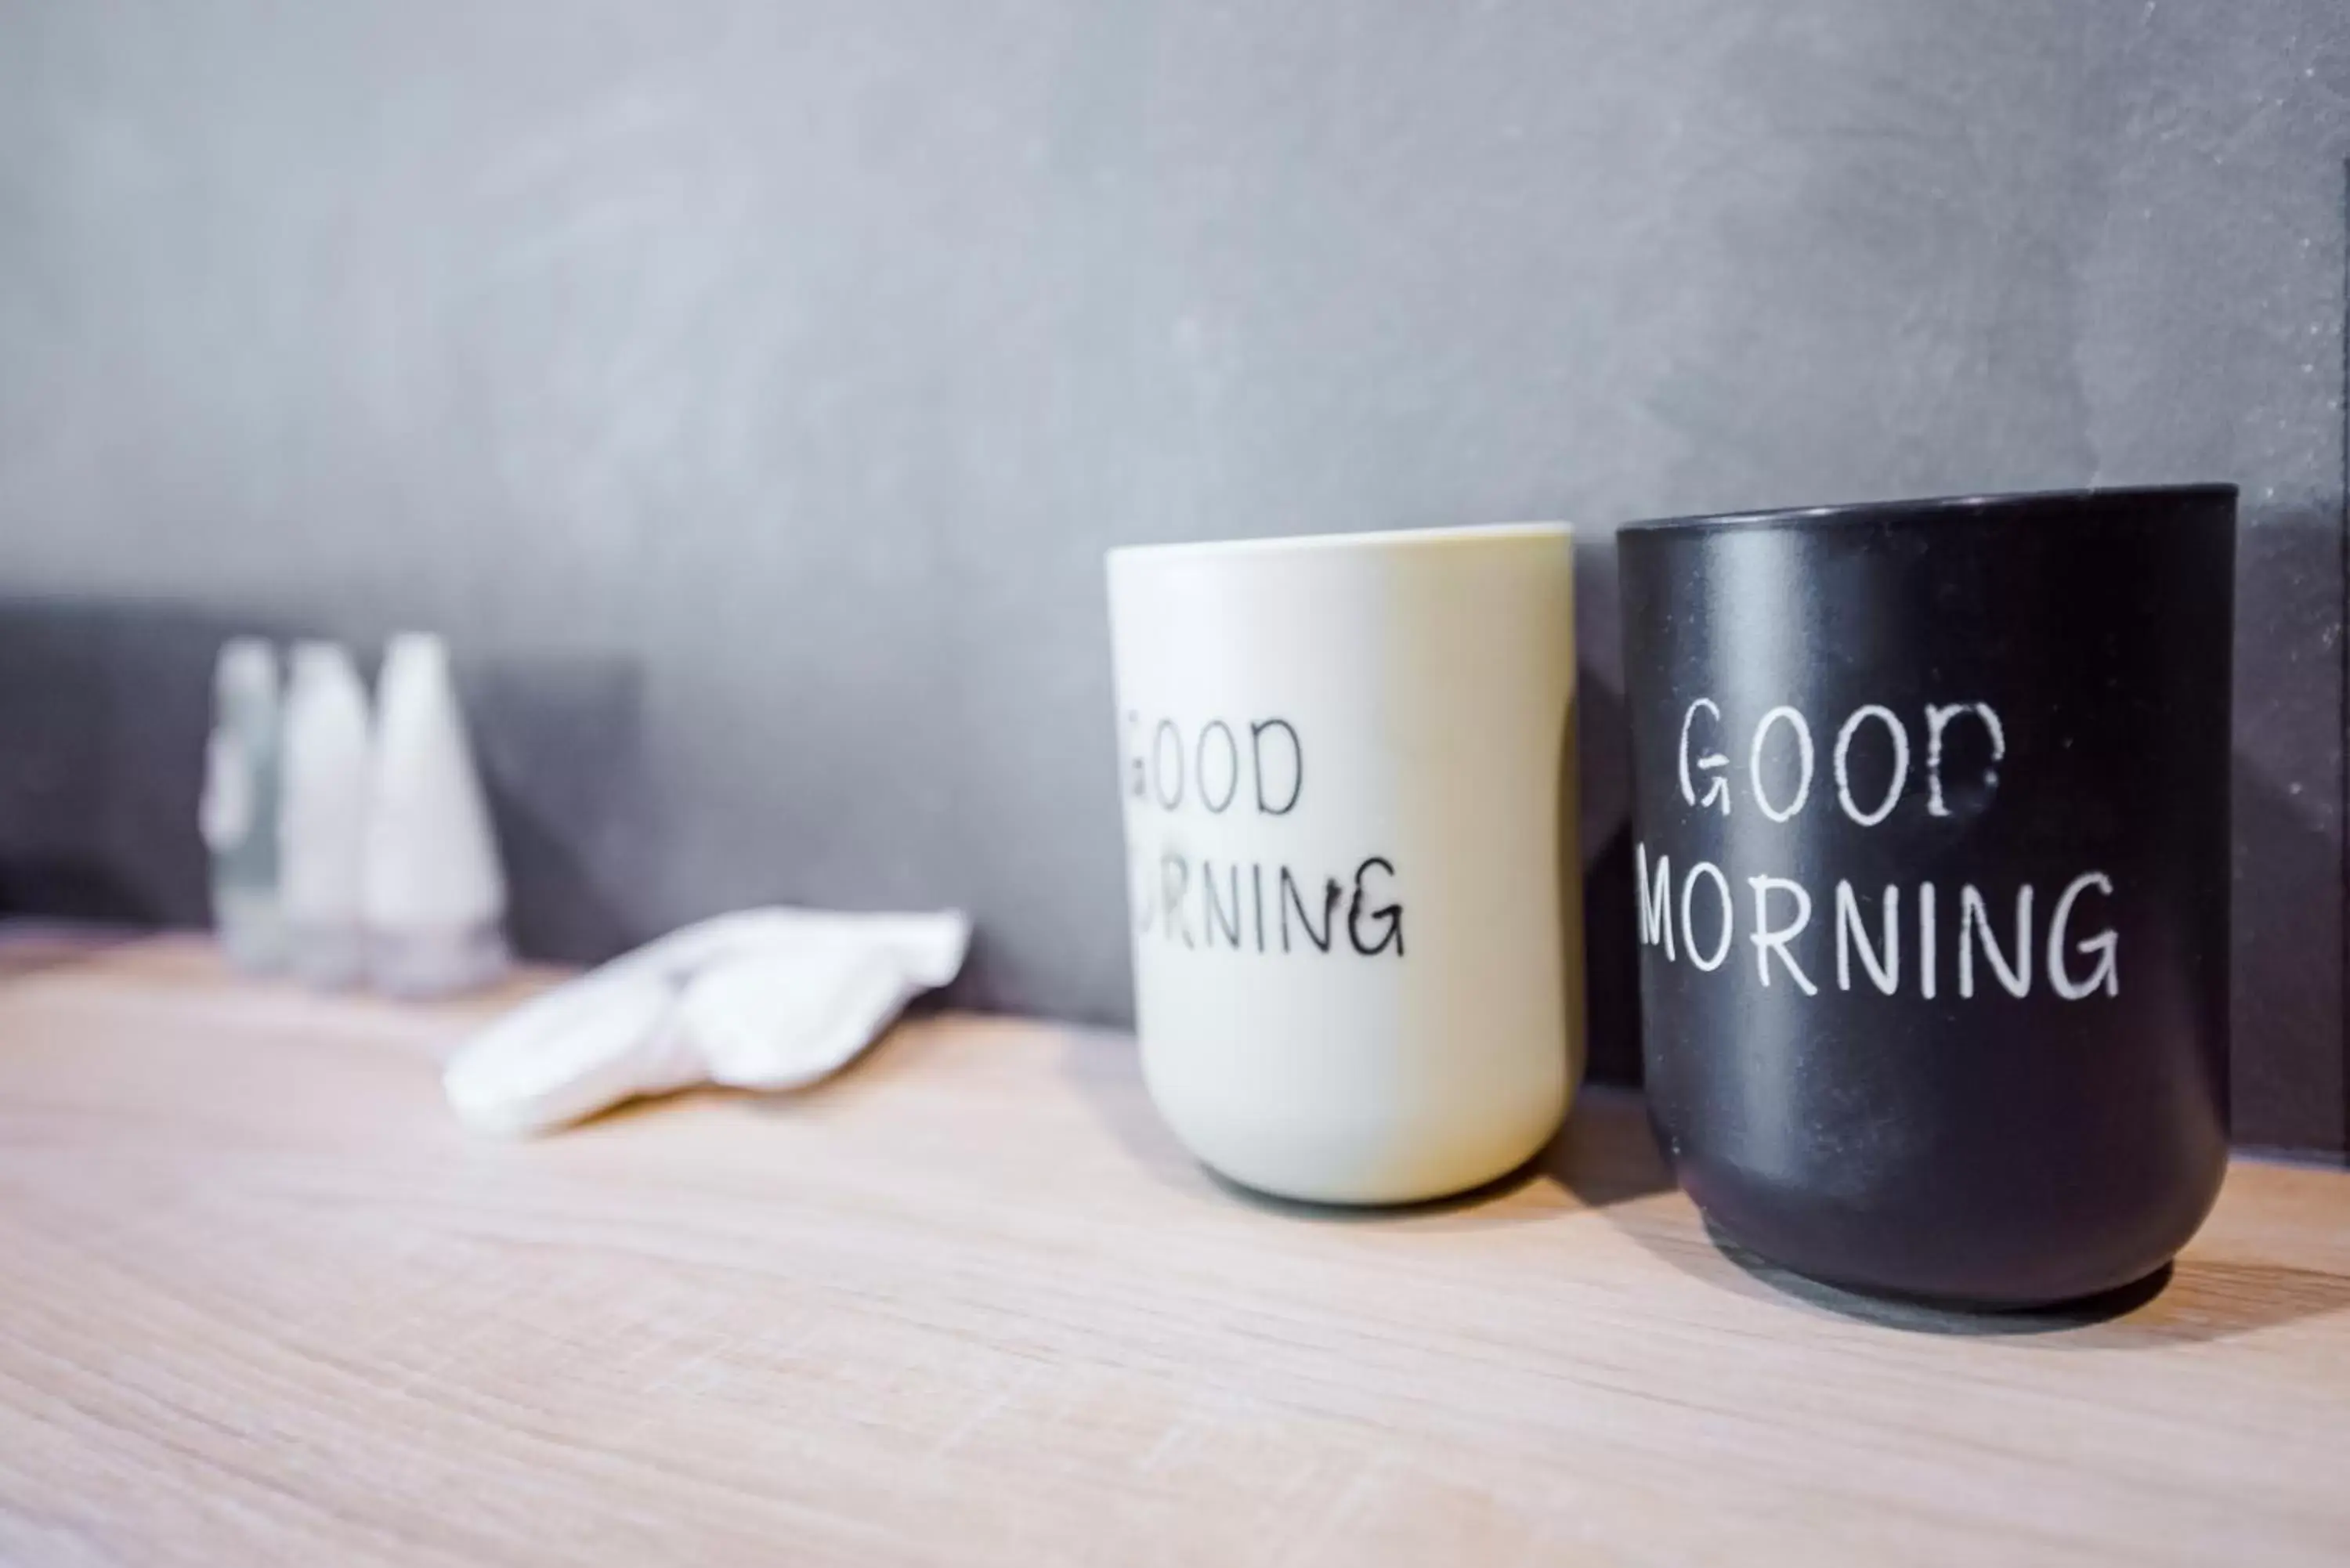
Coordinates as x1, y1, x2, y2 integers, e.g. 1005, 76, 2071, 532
2, 935, 2347, 1566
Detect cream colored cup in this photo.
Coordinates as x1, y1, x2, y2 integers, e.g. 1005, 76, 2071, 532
1108, 524, 1583, 1205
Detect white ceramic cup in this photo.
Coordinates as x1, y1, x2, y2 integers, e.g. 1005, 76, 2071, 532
1107, 523, 1583, 1205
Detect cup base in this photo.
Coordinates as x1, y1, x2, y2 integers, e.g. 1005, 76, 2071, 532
1680, 1184, 2192, 1313
1183, 1107, 1565, 1211
1697, 1209, 2178, 1318
1195, 1155, 1538, 1212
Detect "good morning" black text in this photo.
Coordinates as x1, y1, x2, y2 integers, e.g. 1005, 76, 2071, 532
1124, 712, 1405, 962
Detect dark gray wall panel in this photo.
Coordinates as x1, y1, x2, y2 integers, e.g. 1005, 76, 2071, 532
1, 2, 2344, 1149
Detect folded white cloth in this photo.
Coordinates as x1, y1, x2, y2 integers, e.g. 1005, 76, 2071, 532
443, 908, 971, 1136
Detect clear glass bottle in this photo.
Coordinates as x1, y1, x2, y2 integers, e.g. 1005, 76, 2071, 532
279, 641, 372, 988
364, 633, 509, 997
199, 638, 286, 973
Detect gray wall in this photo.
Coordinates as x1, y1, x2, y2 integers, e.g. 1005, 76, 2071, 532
2, 2, 2345, 1151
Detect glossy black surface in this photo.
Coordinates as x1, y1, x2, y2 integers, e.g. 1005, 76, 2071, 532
1619, 486, 2236, 1307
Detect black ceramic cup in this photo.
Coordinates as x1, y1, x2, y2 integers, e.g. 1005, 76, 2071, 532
1618, 486, 2235, 1308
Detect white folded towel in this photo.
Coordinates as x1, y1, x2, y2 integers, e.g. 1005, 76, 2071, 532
442, 908, 971, 1135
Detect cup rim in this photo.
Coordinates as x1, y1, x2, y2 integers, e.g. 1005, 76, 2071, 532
1618, 482, 2236, 538
1107, 521, 1573, 565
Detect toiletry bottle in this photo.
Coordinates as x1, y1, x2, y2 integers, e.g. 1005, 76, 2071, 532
364, 633, 510, 996
198, 638, 286, 973
279, 641, 372, 988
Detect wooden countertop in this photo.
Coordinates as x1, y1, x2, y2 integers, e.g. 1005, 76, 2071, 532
2, 935, 2347, 1566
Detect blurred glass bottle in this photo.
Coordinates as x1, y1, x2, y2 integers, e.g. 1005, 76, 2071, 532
198, 638, 286, 973
280, 641, 372, 988
364, 633, 509, 997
